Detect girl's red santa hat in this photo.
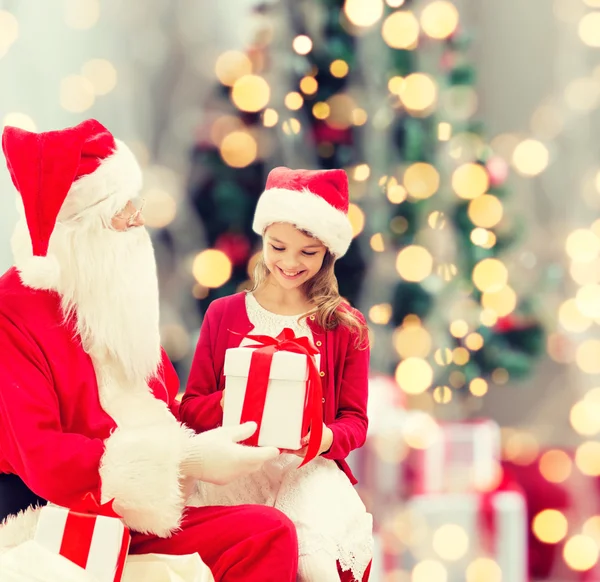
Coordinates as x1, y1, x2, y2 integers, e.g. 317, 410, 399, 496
252, 166, 353, 257
2, 119, 142, 290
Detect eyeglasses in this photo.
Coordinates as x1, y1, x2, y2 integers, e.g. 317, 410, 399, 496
113, 198, 146, 227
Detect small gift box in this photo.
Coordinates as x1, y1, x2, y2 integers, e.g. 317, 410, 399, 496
222, 328, 323, 464
392, 489, 528, 582
34, 494, 130, 582
406, 418, 501, 495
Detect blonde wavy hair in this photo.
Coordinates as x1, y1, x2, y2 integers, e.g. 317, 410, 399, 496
251, 248, 369, 348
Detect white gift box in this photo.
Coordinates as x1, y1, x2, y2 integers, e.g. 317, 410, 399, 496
34, 503, 130, 582
408, 419, 501, 494
397, 491, 528, 582
223, 346, 320, 450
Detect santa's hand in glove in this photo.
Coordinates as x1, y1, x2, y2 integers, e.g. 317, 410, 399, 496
180, 422, 279, 485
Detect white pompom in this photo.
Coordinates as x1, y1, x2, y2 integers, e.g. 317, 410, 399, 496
17, 254, 61, 290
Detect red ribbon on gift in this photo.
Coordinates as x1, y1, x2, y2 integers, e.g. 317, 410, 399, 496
59, 493, 130, 582
237, 328, 324, 467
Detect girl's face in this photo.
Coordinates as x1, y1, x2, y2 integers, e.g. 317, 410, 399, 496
263, 223, 327, 290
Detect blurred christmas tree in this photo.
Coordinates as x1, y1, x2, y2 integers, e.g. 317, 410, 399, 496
178, 0, 544, 401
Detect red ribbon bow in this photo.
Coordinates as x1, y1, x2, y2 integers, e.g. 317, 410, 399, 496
71, 492, 122, 519
237, 328, 324, 467
59, 493, 130, 579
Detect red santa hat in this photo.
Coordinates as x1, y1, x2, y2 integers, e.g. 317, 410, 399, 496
2, 119, 142, 290
252, 166, 354, 257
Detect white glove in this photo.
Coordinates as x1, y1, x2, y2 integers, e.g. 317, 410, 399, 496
180, 422, 280, 485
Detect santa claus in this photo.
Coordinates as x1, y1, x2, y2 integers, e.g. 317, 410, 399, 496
0, 119, 298, 581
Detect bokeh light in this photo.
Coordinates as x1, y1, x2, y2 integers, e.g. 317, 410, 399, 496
465, 557, 501, 582
393, 321, 432, 358
330, 59, 350, 78
64, 0, 100, 30
532, 509, 568, 544
575, 284, 600, 319
215, 51, 253, 86
142, 188, 177, 229
300, 76, 318, 95
369, 303, 392, 325
395, 357, 434, 394
411, 559, 447, 582
285, 92, 304, 111
566, 229, 600, 263
420, 1, 459, 39
481, 286, 517, 317
563, 535, 599, 571
452, 163, 489, 199
570, 399, 600, 436
512, 139, 549, 176
344, 0, 385, 27
232, 75, 270, 112
559, 298, 591, 333
81, 59, 117, 96
348, 203, 366, 237
468, 195, 503, 228
575, 441, 600, 476
400, 73, 438, 115
578, 12, 600, 47
403, 163, 440, 199
292, 35, 313, 55
469, 378, 488, 397
3, 112, 36, 132
396, 245, 433, 282
60, 75, 95, 112
0, 10, 19, 56
538, 449, 573, 483
432, 524, 469, 561
192, 250, 232, 288
326, 94, 356, 129
472, 259, 508, 293
382, 11, 420, 49
219, 131, 258, 168
576, 339, 600, 374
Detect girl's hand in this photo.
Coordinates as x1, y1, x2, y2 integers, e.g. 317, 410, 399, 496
281, 425, 333, 458
220, 390, 225, 410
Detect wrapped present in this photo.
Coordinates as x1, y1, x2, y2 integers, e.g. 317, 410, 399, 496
348, 407, 438, 515
406, 418, 501, 495
34, 493, 130, 582
395, 489, 528, 582
223, 328, 323, 465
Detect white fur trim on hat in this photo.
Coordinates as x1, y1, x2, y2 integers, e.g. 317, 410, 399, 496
15, 255, 61, 291
252, 187, 354, 257
59, 139, 143, 221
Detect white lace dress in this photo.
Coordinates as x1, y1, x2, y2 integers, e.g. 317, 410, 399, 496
192, 292, 373, 581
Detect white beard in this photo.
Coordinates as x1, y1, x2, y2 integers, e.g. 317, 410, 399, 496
13, 219, 162, 384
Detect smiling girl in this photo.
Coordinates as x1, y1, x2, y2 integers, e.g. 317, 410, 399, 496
180, 167, 373, 582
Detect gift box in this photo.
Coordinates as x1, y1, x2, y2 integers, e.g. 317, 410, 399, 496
34, 495, 130, 582
223, 329, 322, 455
348, 406, 437, 515
394, 490, 528, 582
406, 418, 501, 495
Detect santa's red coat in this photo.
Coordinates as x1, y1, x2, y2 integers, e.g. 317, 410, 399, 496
0, 268, 298, 581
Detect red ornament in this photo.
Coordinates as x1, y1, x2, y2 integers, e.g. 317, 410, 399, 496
440, 51, 456, 72
494, 315, 520, 333
312, 121, 353, 146
486, 156, 509, 187
215, 233, 251, 266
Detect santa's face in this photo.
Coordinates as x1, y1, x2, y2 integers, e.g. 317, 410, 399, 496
13, 201, 161, 383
